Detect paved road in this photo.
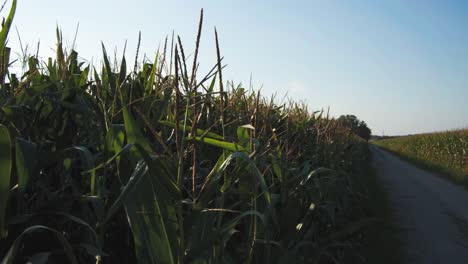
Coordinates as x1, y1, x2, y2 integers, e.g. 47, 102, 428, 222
371, 146, 468, 264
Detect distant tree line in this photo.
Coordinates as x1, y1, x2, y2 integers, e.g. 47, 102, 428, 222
337, 114, 372, 141
370, 135, 398, 141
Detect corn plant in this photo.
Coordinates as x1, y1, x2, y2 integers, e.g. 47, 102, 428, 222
0, 4, 372, 264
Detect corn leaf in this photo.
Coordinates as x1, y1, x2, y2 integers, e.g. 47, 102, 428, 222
237, 124, 254, 151
1, 225, 79, 264
15, 138, 37, 195
98, 145, 179, 263
0, 0, 15, 82
101, 43, 116, 92
123, 160, 178, 264
190, 136, 246, 152
159, 120, 224, 140
0, 0, 16, 56
198, 152, 271, 206
119, 91, 178, 263
144, 52, 158, 95
0, 124, 12, 238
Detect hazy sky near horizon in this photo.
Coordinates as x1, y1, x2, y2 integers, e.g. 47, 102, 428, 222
6, 0, 468, 135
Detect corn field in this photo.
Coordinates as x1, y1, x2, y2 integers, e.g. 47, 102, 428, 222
0, 3, 373, 263
373, 130, 468, 184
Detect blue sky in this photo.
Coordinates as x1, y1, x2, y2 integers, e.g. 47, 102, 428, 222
6, 0, 468, 135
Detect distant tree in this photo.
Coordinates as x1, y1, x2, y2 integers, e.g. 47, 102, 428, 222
356, 121, 371, 141
337, 115, 372, 141
337, 115, 359, 131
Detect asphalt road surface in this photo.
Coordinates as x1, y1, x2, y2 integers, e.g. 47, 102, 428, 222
371, 146, 468, 264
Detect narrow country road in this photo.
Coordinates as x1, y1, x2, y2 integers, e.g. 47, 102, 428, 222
371, 146, 468, 264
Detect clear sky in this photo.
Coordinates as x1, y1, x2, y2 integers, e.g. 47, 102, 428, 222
5, 0, 468, 135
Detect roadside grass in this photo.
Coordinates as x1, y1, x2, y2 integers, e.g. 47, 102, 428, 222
356, 154, 403, 264
337, 145, 403, 264
366, 168, 403, 263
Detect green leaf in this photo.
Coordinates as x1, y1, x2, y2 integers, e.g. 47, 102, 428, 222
101, 43, 116, 92
71, 146, 96, 195
116, 156, 178, 264
0, 0, 16, 58
221, 210, 265, 234
123, 106, 150, 148
0, 124, 12, 238
120, 91, 152, 184
159, 120, 224, 140
198, 152, 271, 205
187, 210, 265, 260
208, 74, 217, 93
106, 124, 125, 153
79, 66, 90, 88
300, 167, 332, 186
144, 52, 158, 95
125, 174, 177, 264
40, 146, 97, 194
190, 136, 246, 152
153, 88, 172, 122
118, 54, 127, 85
15, 138, 38, 194
0, 0, 15, 82
1, 225, 79, 264
101, 160, 148, 226
91, 135, 180, 264
237, 124, 254, 150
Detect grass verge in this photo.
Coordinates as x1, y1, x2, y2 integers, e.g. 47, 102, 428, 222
357, 153, 403, 264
